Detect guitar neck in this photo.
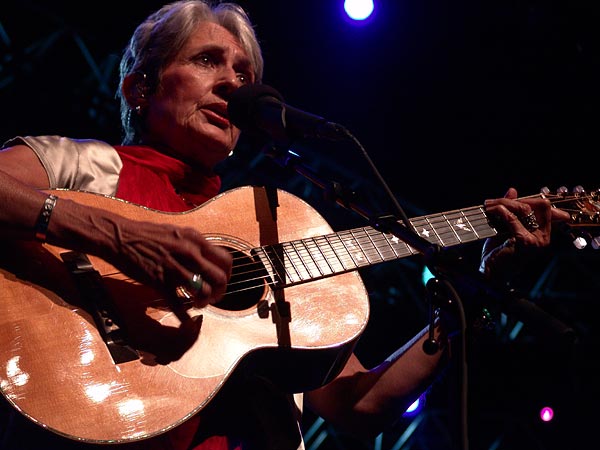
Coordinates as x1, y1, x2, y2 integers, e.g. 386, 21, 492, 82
254, 204, 498, 287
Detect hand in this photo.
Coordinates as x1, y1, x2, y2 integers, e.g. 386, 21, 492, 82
103, 215, 233, 309
480, 187, 570, 279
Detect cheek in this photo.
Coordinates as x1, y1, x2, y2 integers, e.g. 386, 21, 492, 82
148, 88, 195, 131
157, 70, 202, 110
230, 127, 241, 142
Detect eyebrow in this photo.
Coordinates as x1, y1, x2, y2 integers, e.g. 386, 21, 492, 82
193, 44, 252, 66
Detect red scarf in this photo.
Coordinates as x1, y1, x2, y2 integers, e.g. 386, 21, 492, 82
113, 146, 238, 450
114, 145, 221, 212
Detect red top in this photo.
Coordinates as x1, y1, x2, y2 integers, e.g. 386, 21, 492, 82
115, 145, 238, 450
114, 145, 221, 212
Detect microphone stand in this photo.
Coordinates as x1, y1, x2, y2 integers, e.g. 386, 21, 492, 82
262, 144, 577, 341
263, 146, 439, 254
262, 144, 576, 450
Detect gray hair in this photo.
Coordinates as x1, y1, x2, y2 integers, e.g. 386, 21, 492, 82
118, 0, 264, 144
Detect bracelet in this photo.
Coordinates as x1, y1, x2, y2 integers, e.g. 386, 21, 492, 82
34, 194, 58, 242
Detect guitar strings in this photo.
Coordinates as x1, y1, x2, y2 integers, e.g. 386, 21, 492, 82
115, 192, 598, 304
222, 192, 600, 298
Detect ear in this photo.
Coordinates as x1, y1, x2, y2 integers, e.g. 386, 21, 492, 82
122, 72, 149, 109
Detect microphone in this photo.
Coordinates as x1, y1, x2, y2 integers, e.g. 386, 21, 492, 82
227, 84, 348, 144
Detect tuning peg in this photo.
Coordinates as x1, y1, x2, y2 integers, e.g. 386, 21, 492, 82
592, 236, 600, 250
557, 186, 569, 196
572, 236, 588, 250
573, 185, 585, 195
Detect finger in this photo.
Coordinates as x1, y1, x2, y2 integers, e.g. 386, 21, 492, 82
519, 210, 540, 232
202, 242, 233, 273
486, 200, 534, 224
547, 204, 571, 222
504, 187, 518, 200
492, 205, 525, 233
486, 204, 540, 245
192, 243, 232, 298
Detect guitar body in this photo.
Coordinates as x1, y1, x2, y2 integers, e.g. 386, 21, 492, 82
0, 186, 370, 443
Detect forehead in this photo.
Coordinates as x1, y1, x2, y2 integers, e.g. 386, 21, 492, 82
183, 21, 248, 59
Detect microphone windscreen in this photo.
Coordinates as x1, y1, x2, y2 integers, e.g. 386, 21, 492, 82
228, 84, 284, 131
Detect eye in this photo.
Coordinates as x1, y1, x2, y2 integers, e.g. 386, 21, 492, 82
195, 54, 214, 66
237, 73, 249, 84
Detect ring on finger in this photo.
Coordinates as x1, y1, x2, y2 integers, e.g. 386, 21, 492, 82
175, 285, 193, 300
187, 273, 204, 297
519, 211, 539, 232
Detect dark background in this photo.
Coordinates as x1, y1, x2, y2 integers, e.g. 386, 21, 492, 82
2, 1, 599, 449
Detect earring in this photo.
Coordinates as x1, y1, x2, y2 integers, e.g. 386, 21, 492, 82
135, 105, 142, 115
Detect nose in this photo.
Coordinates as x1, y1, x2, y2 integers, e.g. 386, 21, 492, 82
214, 67, 243, 99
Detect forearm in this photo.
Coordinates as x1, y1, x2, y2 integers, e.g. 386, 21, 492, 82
306, 319, 450, 438
0, 169, 119, 259
0, 170, 51, 240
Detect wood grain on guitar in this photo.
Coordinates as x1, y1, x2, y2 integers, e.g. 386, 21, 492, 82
0, 185, 597, 443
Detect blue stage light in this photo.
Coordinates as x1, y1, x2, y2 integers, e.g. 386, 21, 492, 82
403, 393, 426, 417
344, 0, 375, 21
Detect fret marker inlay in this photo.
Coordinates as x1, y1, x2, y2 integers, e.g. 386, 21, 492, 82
453, 218, 471, 232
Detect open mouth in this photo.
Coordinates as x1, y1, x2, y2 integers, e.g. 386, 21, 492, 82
202, 108, 230, 129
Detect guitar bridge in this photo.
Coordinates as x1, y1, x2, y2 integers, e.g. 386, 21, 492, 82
60, 251, 139, 364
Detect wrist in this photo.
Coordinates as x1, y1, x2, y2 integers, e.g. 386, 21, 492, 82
34, 194, 58, 243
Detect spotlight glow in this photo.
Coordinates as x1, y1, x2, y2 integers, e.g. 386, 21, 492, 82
540, 406, 554, 422
403, 393, 426, 417
344, 0, 375, 21
405, 398, 420, 413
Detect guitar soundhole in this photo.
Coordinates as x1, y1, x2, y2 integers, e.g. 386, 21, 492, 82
214, 249, 268, 311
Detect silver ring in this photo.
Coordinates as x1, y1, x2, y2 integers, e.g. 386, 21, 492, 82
520, 211, 539, 232
174, 274, 203, 301
175, 285, 193, 300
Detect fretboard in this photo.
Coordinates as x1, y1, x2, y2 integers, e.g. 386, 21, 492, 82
253, 204, 498, 287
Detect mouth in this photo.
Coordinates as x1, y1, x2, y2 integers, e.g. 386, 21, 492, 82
201, 103, 230, 129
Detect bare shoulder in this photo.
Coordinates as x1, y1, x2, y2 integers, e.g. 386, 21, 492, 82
0, 144, 49, 187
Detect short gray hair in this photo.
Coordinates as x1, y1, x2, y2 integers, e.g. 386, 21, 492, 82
118, 0, 264, 144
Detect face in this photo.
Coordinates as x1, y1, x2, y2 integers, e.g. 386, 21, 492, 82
143, 22, 254, 171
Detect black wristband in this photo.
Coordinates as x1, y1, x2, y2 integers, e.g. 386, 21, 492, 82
34, 194, 58, 242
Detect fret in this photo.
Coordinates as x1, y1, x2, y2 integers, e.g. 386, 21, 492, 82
313, 235, 347, 272
385, 231, 416, 258
337, 230, 370, 268
324, 234, 358, 271
439, 210, 479, 243
252, 204, 499, 288
410, 216, 436, 245
283, 241, 311, 281
263, 244, 302, 284
468, 207, 497, 239
359, 228, 386, 264
349, 228, 382, 266
297, 238, 335, 278
252, 246, 284, 286
418, 214, 461, 247
302, 243, 329, 277
365, 227, 402, 261
441, 213, 464, 245
430, 214, 461, 246
412, 213, 455, 247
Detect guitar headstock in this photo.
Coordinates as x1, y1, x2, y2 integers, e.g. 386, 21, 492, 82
541, 185, 600, 250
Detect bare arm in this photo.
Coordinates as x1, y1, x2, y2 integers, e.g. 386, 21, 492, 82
480, 187, 571, 279
0, 145, 232, 306
305, 320, 449, 438
305, 187, 570, 438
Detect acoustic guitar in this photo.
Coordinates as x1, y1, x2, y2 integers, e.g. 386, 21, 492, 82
0, 185, 597, 443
